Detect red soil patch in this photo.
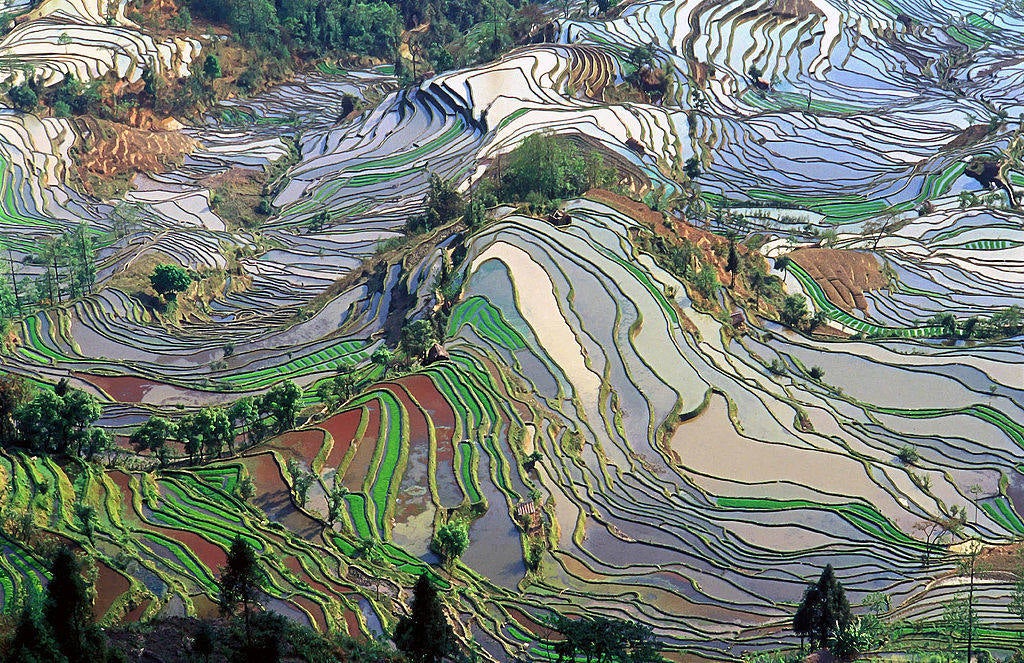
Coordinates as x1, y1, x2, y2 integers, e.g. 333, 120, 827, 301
150, 524, 227, 573
322, 409, 363, 468
93, 561, 131, 620
340, 401, 382, 492
123, 598, 150, 622
75, 117, 199, 178
266, 429, 326, 464
293, 595, 328, 632
404, 375, 455, 463
790, 248, 886, 313
344, 608, 363, 638
75, 373, 160, 402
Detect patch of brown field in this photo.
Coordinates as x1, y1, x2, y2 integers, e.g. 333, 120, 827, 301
323, 409, 362, 468
265, 429, 327, 465
946, 124, 993, 150
93, 561, 131, 620
976, 542, 1024, 575
293, 595, 328, 632
122, 597, 150, 622
790, 248, 886, 313
203, 166, 268, 230
73, 372, 190, 403
74, 117, 199, 179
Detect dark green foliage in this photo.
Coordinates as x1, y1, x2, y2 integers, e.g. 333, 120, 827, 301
793, 564, 852, 650
780, 294, 808, 328
432, 520, 469, 567
228, 396, 264, 448
0, 373, 28, 448
218, 536, 265, 635
551, 614, 664, 663
497, 132, 615, 204
130, 416, 176, 464
316, 366, 360, 410
407, 174, 463, 234
5, 604, 63, 663
401, 318, 436, 359
203, 54, 223, 79
150, 263, 192, 300
15, 386, 102, 457
394, 574, 457, 663
260, 380, 301, 434
44, 547, 109, 663
808, 366, 825, 380
178, 407, 233, 462
726, 240, 740, 282
8, 84, 38, 112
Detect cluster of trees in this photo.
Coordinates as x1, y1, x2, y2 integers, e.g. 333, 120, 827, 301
0, 225, 99, 336
7, 73, 104, 117
4, 547, 120, 663
182, 0, 545, 83
131, 380, 301, 465
550, 615, 664, 663
0, 376, 109, 460
930, 306, 1023, 341
489, 132, 616, 209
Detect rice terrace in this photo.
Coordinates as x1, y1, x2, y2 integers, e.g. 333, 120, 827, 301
0, 0, 1021, 660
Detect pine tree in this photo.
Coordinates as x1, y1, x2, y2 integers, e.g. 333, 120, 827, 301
394, 573, 457, 663
218, 536, 264, 648
45, 546, 101, 663
794, 564, 852, 650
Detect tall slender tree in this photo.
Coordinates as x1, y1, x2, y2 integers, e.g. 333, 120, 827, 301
394, 573, 457, 663
794, 564, 852, 650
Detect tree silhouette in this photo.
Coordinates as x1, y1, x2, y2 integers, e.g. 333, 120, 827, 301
794, 564, 852, 650
394, 573, 457, 663
218, 536, 265, 648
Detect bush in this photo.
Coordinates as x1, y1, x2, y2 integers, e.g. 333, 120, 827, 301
498, 132, 614, 204
897, 445, 919, 465
8, 84, 38, 112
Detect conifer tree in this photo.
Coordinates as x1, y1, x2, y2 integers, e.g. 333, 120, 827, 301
394, 573, 457, 663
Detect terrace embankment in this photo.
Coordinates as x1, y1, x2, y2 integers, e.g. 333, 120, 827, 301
789, 247, 887, 312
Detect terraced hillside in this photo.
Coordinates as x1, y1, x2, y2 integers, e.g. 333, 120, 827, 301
1, 0, 1023, 660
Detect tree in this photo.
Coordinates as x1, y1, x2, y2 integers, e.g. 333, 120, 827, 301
261, 380, 300, 434
781, 294, 809, 328
943, 593, 976, 660
74, 503, 96, 544
402, 319, 436, 359
130, 416, 176, 464
286, 458, 314, 508
0, 373, 29, 448
371, 347, 394, 376
203, 54, 222, 79
726, 240, 740, 287
219, 535, 265, 647
178, 407, 233, 463
794, 564, 852, 650
16, 386, 102, 457
551, 615, 664, 663
45, 546, 105, 663
8, 84, 38, 112
326, 478, 348, 524
433, 521, 469, 568
693, 265, 719, 299
150, 263, 192, 300
394, 573, 457, 663
317, 366, 359, 410
228, 396, 263, 448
